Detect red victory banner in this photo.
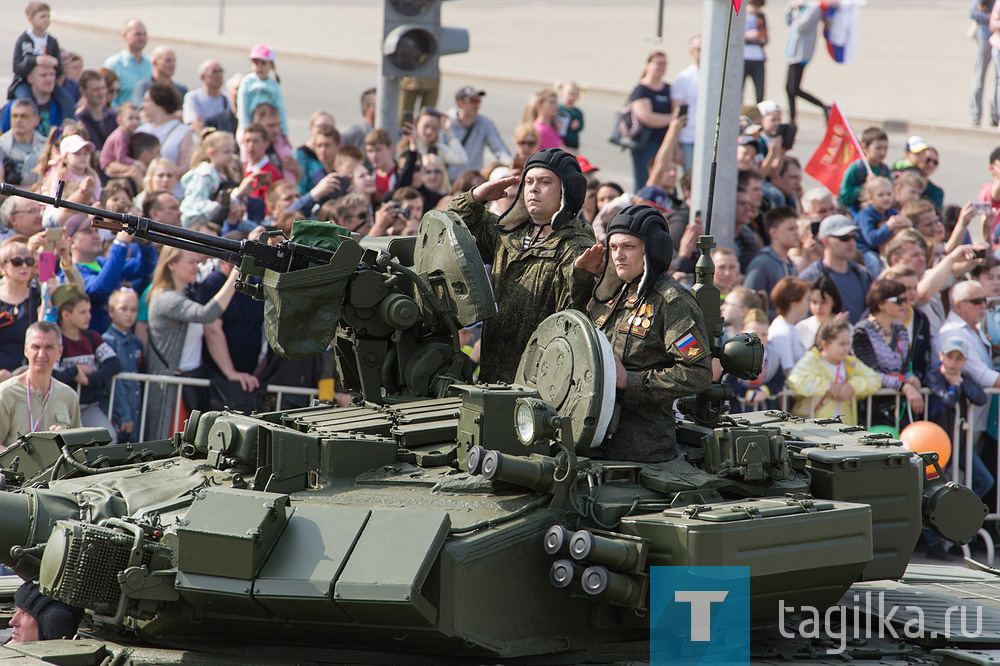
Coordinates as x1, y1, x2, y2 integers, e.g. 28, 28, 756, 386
805, 101, 866, 196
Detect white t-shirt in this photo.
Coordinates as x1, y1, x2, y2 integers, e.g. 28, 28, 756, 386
795, 316, 821, 351
768, 316, 807, 373
671, 64, 699, 145
28, 32, 48, 55
178, 323, 204, 372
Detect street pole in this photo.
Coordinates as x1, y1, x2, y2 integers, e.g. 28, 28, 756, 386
690, 0, 745, 249
376, 76, 401, 138
218, 0, 225, 34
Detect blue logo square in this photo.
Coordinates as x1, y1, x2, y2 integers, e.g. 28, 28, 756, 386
650, 566, 750, 665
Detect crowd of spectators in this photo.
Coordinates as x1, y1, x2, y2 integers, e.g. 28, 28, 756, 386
0, 0, 998, 509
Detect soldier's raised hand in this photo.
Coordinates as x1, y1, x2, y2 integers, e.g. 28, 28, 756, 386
471, 176, 520, 204
574, 244, 606, 275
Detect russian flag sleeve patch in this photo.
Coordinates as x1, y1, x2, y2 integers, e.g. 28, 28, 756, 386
673, 330, 705, 361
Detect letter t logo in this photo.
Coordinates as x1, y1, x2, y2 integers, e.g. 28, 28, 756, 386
675, 590, 729, 641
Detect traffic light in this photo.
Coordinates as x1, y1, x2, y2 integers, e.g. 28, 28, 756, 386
382, 0, 469, 79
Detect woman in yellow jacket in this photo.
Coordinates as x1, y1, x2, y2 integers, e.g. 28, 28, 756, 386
787, 319, 881, 425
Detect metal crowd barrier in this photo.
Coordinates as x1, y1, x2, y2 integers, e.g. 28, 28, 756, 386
741, 387, 996, 563
107, 372, 319, 441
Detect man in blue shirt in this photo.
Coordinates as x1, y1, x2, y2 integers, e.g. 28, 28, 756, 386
102, 19, 150, 108
67, 215, 157, 334
799, 215, 872, 324
1, 55, 63, 135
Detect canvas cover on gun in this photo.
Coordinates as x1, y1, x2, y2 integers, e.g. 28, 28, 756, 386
262, 239, 362, 359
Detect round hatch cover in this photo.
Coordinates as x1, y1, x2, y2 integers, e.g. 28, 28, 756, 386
514, 310, 616, 453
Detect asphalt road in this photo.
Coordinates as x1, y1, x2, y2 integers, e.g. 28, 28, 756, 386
0, 1, 994, 205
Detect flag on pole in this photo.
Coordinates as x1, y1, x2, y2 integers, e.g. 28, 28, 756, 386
732, 0, 742, 13
822, 1, 860, 63
804, 101, 866, 196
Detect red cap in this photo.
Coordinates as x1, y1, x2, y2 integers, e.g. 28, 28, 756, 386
576, 155, 599, 173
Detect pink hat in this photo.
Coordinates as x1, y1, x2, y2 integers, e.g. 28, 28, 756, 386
249, 44, 275, 62
59, 135, 95, 155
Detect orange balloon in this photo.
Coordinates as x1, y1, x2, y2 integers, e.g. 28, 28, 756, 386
900, 420, 952, 472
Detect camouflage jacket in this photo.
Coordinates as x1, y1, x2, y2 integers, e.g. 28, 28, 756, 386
589, 274, 713, 462
448, 191, 595, 383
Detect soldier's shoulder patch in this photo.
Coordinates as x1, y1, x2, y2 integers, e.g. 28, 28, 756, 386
673, 328, 707, 362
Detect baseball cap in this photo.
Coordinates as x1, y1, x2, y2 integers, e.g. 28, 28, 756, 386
249, 44, 275, 62
488, 165, 511, 181
757, 100, 781, 117
905, 136, 929, 154
738, 134, 760, 152
455, 86, 486, 101
940, 336, 968, 357
576, 155, 599, 173
817, 214, 859, 239
63, 214, 92, 237
636, 186, 671, 211
51, 283, 87, 310
59, 135, 95, 155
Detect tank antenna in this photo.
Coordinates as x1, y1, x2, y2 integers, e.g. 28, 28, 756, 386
702, 1, 737, 238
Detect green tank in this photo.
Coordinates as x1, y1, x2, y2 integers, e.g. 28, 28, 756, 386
0, 184, 993, 665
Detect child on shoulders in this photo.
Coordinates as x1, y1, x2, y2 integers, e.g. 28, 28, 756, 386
855, 176, 912, 277
839, 126, 891, 212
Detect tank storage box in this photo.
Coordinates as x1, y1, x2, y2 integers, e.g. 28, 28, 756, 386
620, 496, 872, 619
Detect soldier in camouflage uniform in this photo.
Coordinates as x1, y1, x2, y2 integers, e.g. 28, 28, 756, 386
448, 148, 595, 383
576, 205, 712, 462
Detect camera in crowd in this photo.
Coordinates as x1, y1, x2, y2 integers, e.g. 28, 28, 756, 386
390, 201, 411, 219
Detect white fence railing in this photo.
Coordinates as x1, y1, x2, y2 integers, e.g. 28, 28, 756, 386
107, 372, 318, 441
742, 386, 997, 562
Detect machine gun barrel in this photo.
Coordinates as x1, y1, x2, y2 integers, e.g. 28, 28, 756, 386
0, 181, 336, 276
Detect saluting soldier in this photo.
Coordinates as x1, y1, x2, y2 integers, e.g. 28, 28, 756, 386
448, 148, 595, 383
575, 205, 712, 462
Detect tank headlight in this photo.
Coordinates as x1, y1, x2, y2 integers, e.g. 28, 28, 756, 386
515, 398, 559, 445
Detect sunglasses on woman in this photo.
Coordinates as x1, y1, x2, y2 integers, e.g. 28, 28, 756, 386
7, 256, 35, 268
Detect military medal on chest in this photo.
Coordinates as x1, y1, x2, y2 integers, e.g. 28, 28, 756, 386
617, 303, 652, 337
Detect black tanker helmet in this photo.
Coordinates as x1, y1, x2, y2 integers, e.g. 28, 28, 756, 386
498, 148, 587, 231
593, 204, 674, 303
14, 579, 84, 641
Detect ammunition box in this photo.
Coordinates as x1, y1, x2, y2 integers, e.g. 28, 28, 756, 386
620, 496, 872, 619
801, 444, 922, 581
177, 488, 289, 580
320, 434, 397, 478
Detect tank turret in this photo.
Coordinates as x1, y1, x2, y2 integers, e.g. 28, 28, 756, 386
0, 184, 988, 665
